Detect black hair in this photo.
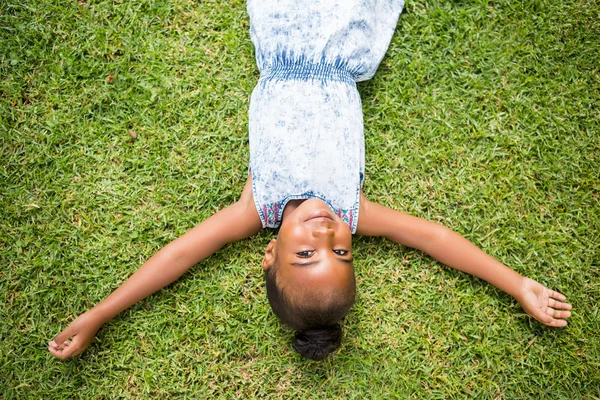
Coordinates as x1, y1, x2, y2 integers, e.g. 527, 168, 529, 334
292, 325, 342, 361
265, 262, 356, 361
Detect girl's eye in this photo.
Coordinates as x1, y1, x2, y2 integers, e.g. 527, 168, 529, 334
297, 250, 314, 258
333, 249, 349, 256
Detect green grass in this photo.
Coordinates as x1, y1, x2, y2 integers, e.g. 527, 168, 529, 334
1, 0, 599, 398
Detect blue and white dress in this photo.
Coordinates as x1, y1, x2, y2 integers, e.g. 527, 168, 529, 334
248, 0, 404, 233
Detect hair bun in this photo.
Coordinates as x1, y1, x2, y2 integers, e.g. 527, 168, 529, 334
293, 324, 342, 361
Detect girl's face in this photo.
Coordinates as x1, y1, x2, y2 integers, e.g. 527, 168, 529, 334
262, 199, 354, 296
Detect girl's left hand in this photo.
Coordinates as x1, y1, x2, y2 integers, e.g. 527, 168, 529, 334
48, 311, 102, 359
516, 277, 572, 327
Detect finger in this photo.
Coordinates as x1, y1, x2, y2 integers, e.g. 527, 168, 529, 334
53, 327, 74, 345
58, 340, 72, 350
48, 339, 71, 350
543, 318, 568, 328
62, 342, 82, 359
49, 342, 79, 360
544, 307, 572, 320
549, 298, 572, 310
549, 290, 567, 301
528, 307, 553, 324
544, 306, 556, 316
553, 310, 571, 319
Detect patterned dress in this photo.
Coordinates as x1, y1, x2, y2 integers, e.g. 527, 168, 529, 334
248, 0, 404, 233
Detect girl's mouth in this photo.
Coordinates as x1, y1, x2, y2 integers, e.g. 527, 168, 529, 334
305, 210, 334, 222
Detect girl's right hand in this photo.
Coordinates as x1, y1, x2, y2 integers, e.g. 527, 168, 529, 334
48, 311, 103, 359
516, 277, 572, 327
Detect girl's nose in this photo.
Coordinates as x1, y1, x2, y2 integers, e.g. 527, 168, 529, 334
312, 226, 335, 238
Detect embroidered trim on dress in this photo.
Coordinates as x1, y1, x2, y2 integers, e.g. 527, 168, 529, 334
262, 202, 279, 227
336, 209, 353, 230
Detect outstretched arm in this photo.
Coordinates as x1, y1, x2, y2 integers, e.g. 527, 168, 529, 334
49, 176, 262, 359
357, 195, 572, 327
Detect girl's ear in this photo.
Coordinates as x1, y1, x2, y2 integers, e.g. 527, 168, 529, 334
262, 239, 277, 271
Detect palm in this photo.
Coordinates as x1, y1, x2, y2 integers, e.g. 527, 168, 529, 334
518, 278, 572, 327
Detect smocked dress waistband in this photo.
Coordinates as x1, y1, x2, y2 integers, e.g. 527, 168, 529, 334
258, 57, 361, 85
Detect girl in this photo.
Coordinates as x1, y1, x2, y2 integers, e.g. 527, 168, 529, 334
49, 0, 572, 361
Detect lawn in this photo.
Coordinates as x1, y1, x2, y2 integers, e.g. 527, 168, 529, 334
1, 0, 599, 398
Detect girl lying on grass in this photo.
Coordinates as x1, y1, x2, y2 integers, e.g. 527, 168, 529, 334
49, 0, 572, 361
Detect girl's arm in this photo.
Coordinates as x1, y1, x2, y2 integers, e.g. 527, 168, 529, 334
49, 176, 262, 359
357, 195, 572, 327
